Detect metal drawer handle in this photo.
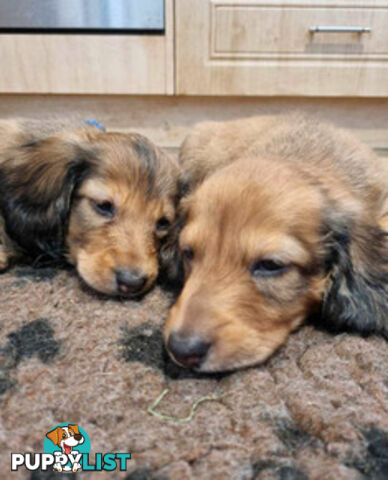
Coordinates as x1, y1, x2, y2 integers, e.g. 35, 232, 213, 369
310, 26, 371, 33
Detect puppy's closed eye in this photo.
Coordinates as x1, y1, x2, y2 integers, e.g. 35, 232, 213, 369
249, 259, 290, 278
90, 199, 116, 218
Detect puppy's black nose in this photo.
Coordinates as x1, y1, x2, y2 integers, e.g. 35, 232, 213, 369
74, 434, 82, 441
167, 333, 210, 369
115, 269, 147, 295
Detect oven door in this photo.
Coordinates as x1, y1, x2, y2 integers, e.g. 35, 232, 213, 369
0, 0, 164, 32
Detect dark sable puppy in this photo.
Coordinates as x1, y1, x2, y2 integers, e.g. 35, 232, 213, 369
0, 119, 181, 296
164, 114, 388, 372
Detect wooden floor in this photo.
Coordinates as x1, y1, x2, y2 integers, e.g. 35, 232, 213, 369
0, 95, 387, 159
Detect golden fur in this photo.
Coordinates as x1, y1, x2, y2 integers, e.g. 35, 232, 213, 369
164, 114, 388, 372
0, 119, 181, 296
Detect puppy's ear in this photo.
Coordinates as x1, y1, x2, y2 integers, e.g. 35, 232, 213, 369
321, 218, 387, 338
158, 187, 191, 290
0, 135, 93, 261
68, 424, 79, 435
46, 427, 61, 446
158, 219, 184, 289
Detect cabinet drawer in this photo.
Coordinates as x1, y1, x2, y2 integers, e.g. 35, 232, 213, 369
214, 5, 387, 57
176, 0, 388, 96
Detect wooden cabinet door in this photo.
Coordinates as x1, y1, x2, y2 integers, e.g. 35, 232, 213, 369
0, 35, 173, 94
0, 0, 174, 94
176, 0, 388, 96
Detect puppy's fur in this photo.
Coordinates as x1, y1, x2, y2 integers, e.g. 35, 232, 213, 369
165, 114, 388, 372
0, 119, 181, 296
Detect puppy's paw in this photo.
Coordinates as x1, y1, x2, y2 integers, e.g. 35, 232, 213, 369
72, 462, 81, 472
53, 463, 62, 472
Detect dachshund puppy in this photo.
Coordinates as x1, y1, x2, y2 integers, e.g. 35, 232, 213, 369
165, 114, 388, 372
0, 119, 181, 296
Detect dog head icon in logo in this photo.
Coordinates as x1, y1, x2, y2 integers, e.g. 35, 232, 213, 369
11, 423, 130, 473
44, 423, 90, 472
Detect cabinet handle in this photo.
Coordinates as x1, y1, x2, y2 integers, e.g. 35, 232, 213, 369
310, 26, 371, 33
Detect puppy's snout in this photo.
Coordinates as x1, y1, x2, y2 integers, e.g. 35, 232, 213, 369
115, 268, 147, 295
167, 332, 211, 369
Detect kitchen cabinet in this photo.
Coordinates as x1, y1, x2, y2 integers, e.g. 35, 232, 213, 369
0, 0, 173, 94
176, 0, 388, 96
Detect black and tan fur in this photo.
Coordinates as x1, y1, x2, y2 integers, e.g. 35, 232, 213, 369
0, 119, 181, 296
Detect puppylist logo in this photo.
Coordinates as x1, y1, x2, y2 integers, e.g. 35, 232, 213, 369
11, 423, 131, 473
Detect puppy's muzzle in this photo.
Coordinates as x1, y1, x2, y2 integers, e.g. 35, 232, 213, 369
167, 332, 211, 369
115, 268, 148, 296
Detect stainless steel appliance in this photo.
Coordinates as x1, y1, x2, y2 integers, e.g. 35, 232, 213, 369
0, 0, 164, 32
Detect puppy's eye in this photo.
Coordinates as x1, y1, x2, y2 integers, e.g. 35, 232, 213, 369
250, 259, 289, 277
181, 245, 194, 261
156, 216, 171, 232
92, 200, 116, 218
62, 433, 67, 439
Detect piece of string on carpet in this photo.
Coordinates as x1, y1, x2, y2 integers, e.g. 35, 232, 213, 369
147, 388, 224, 423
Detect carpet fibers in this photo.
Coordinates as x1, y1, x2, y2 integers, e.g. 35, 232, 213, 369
0, 266, 387, 479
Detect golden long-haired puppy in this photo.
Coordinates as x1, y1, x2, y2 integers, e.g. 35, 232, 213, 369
0, 119, 181, 296
164, 114, 388, 372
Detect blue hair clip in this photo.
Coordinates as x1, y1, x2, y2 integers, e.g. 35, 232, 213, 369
84, 119, 106, 132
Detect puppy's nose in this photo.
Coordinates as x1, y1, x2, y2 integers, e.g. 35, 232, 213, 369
74, 434, 82, 441
167, 332, 210, 369
115, 269, 147, 295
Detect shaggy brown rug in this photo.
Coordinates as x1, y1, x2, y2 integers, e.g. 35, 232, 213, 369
0, 265, 387, 480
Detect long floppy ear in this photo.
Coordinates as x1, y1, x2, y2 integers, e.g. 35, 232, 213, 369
321, 218, 387, 338
0, 135, 93, 262
46, 427, 61, 446
158, 181, 189, 290
158, 218, 184, 289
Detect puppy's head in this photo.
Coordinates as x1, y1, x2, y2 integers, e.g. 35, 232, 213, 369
66, 132, 182, 296
46, 425, 83, 452
164, 157, 387, 372
0, 125, 181, 296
